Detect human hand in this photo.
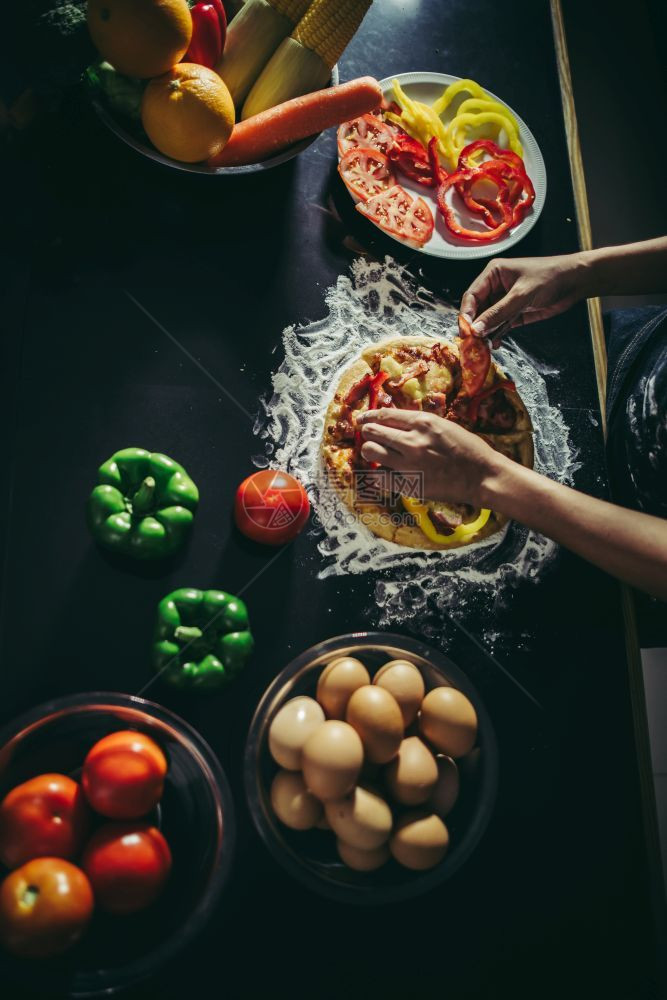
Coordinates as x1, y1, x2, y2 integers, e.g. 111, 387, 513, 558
357, 408, 504, 507
460, 253, 589, 344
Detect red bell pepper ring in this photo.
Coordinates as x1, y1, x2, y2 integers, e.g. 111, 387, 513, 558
183, 1, 227, 68
458, 139, 526, 174
457, 140, 535, 226
467, 379, 517, 424
456, 164, 514, 228
436, 170, 514, 242
427, 136, 447, 185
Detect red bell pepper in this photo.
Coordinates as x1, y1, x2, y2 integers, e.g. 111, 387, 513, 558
368, 370, 389, 409
352, 370, 391, 466
389, 131, 436, 186
183, 1, 227, 68
436, 169, 514, 242
456, 140, 535, 226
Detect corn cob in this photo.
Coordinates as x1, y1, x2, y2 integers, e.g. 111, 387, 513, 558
216, 0, 312, 109
242, 0, 372, 120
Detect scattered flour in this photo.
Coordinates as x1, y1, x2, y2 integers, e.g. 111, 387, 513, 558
253, 257, 579, 637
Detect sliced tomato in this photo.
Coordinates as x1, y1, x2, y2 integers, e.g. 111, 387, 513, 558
338, 147, 396, 203
356, 184, 434, 249
458, 320, 491, 397
337, 113, 397, 157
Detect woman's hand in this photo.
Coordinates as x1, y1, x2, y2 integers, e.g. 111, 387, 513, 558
460, 253, 590, 343
357, 408, 503, 506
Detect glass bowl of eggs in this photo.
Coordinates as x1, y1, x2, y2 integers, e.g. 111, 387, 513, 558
244, 632, 498, 903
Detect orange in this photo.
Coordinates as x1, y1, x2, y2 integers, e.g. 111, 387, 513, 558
87, 0, 192, 79
141, 64, 235, 163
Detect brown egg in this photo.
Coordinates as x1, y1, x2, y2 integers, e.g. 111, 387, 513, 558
337, 838, 390, 872
302, 721, 364, 801
346, 685, 404, 764
270, 770, 323, 830
325, 785, 393, 850
390, 811, 450, 870
268, 696, 325, 770
374, 660, 425, 726
419, 686, 478, 758
317, 657, 371, 719
430, 755, 460, 818
385, 736, 438, 805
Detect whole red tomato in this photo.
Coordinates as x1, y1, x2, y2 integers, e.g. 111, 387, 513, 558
0, 774, 90, 869
0, 857, 94, 958
82, 730, 167, 819
234, 470, 310, 545
82, 822, 172, 914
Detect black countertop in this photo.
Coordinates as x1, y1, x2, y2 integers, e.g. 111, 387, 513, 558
0, 0, 660, 997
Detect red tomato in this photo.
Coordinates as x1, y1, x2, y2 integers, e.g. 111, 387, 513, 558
234, 470, 310, 546
82, 823, 172, 914
356, 184, 434, 249
0, 774, 90, 869
338, 148, 396, 203
336, 114, 397, 157
82, 731, 167, 820
0, 857, 94, 958
458, 315, 491, 397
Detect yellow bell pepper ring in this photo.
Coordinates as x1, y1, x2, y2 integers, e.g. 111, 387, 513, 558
401, 496, 492, 545
447, 111, 523, 159
432, 78, 488, 117
455, 97, 520, 135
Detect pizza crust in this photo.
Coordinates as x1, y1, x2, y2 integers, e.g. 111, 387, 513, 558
321, 336, 534, 551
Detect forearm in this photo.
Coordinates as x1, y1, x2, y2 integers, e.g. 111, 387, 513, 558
480, 458, 667, 599
579, 236, 667, 298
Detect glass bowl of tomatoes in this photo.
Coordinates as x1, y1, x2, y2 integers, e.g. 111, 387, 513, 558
0, 692, 234, 996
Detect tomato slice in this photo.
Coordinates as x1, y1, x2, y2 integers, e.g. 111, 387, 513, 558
356, 184, 434, 248
338, 147, 396, 203
458, 314, 491, 396
337, 113, 398, 157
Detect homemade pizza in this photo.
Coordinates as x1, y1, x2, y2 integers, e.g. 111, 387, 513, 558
321, 317, 534, 550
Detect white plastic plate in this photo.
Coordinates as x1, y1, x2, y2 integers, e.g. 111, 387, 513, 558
339, 71, 547, 260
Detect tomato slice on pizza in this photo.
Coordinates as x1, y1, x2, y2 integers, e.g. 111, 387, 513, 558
458, 313, 491, 397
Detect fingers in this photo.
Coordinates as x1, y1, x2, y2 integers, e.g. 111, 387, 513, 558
360, 421, 420, 455
356, 408, 432, 429
359, 441, 398, 466
460, 288, 480, 323
473, 283, 530, 337
460, 261, 499, 323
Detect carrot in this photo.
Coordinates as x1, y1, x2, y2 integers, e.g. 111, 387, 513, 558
208, 76, 383, 168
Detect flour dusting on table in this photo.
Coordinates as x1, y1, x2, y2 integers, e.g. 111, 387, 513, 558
253, 257, 578, 636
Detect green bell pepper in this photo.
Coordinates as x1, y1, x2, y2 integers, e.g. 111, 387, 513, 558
87, 447, 199, 559
153, 588, 254, 689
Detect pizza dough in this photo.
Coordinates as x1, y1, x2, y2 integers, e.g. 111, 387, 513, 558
321, 336, 534, 551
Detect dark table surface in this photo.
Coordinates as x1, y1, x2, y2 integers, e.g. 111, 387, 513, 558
0, 0, 661, 997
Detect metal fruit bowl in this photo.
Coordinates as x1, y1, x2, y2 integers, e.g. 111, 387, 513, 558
245, 632, 498, 904
90, 65, 339, 176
